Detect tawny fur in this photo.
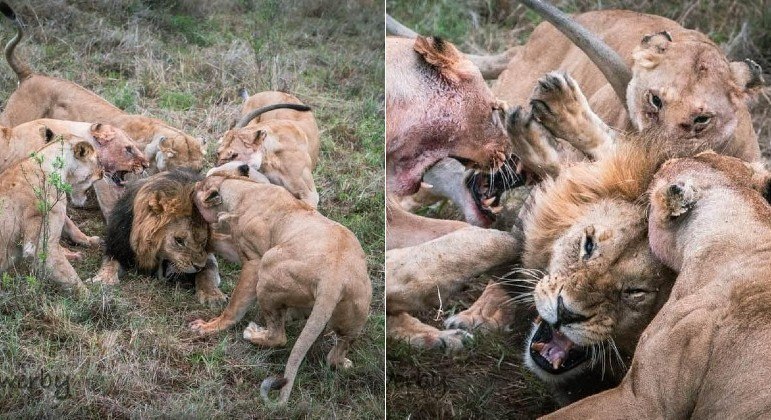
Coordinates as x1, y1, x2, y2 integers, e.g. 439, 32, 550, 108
189, 174, 371, 405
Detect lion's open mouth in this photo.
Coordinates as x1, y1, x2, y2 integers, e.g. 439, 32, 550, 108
108, 170, 130, 187
529, 319, 588, 374
465, 155, 527, 221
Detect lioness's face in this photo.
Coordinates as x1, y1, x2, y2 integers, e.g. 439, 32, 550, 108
216, 128, 263, 168
627, 38, 752, 155
156, 216, 209, 276
67, 140, 104, 207
90, 123, 148, 186
526, 200, 675, 383
153, 133, 206, 173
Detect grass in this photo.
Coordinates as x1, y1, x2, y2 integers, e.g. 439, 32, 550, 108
386, 0, 770, 418
0, 0, 384, 418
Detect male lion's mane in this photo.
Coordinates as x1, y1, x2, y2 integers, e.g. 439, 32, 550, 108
105, 169, 204, 274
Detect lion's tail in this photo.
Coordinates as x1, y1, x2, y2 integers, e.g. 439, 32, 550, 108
260, 280, 344, 405
235, 103, 311, 129
0, 2, 31, 81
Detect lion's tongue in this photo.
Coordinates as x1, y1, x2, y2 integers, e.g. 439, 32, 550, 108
532, 330, 575, 370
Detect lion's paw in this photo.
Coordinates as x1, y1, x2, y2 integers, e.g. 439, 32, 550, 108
531, 72, 583, 122
86, 235, 104, 248
242, 322, 268, 341
62, 247, 84, 262
196, 288, 227, 308
189, 318, 224, 335
335, 358, 354, 370
444, 307, 513, 333
410, 329, 473, 352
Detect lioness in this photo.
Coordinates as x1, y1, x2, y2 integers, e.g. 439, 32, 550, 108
0, 135, 101, 293
494, 2, 763, 162
0, 2, 205, 173
545, 152, 771, 418
189, 174, 371, 405
89, 170, 226, 306
2, 119, 148, 248
216, 97, 320, 207
386, 35, 511, 196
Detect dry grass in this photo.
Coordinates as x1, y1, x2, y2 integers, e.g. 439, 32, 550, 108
386, 0, 770, 418
0, 0, 384, 418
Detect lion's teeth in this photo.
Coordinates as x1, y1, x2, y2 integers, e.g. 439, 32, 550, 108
489, 205, 503, 214
552, 358, 562, 370
421, 181, 433, 189
481, 197, 496, 207
531, 342, 545, 352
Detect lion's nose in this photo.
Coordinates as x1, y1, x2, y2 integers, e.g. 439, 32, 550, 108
553, 295, 590, 329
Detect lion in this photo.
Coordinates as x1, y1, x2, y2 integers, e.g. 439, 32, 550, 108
1, 119, 148, 251
493, 4, 764, 163
544, 151, 771, 418
0, 2, 205, 173
216, 96, 320, 207
0, 134, 102, 294
386, 35, 512, 196
89, 170, 226, 306
188, 174, 372, 405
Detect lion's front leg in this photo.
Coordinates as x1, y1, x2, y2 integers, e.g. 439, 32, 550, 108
44, 243, 88, 297
195, 254, 227, 307
88, 257, 123, 285
530, 72, 616, 161
388, 312, 472, 352
386, 227, 521, 349
62, 215, 102, 248
540, 385, 636, 419
444, 281, 517, 332
190, 260, 259, 335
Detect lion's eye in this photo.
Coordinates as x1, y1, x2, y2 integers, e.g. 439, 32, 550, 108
648, 92, 663, 110
622, 288, 657, 305
580, 227, 596, 260
125, 146, 134, 155
174, 236, 186, 246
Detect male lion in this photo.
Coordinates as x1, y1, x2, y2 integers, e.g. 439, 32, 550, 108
0, 135, 101, 294
89, 170, 226, 306
189, 174, 372, 405
545, 152, 771, 418
216, 92, 320, 207
0, 2, 205, 173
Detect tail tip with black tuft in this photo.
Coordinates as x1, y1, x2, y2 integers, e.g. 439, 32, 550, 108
0, 2, 16, 21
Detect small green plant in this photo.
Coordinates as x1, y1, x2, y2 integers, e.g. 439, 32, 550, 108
20, 137, 72, 280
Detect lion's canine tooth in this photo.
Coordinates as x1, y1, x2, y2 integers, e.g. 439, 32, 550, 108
552, 358, 562, 370
481, 197, 496, 207
531, 342, 546, 352
490, 205, 503, 214
421, 181, 433, 189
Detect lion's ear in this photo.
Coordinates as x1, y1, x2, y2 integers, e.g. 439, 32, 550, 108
204, 189, 222, 206
157, 136, 169, 151
39, 126, 55, 143
664, 181, 700, 218
89, 123, 112, 145
632, 31, 672, 69
730, 59, 764, 94
73, 141, 95, 160
248, 130, 266, 145
413, 36, 470, 84
148, 191, 168, 214
237, 164, 250, 177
